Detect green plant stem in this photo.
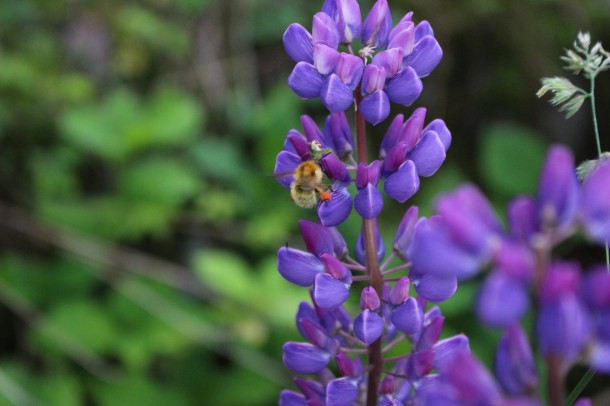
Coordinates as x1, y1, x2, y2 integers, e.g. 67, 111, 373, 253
590, 76, 610, 274
355, 87, 383, 406
565, 367, 596, 405
589, 76, 602, 158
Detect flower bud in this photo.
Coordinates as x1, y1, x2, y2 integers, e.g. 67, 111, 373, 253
389, 276, 410, 305
320, 153, 350, 184
312, 12, 341, 49
361, 0, 392, 48
362, 64, 387, 95
360, 286, 381, 311
335, 53, 364, 90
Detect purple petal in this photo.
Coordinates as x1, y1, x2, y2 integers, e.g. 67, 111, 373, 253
423, 119, 451, 151
354, 309, 384, 344
538, 145, 580, 230
325, 112, 353, 158
443, 351, 503, 404
313, 43, 340, 75
372, 48, 404, 78
320, 253, 351, 281
317, 186, 353, 226
356, 160, 381, 188
335, 53, 364, 90
507, 196, 539, 243
314, 273, 350, 309
408, 217, 482, 280
399, 107, 427, 150
414, 21, 434, 41
279, 390, 308, 406
381, 141, 409, 177
362, 64, 387, 95
282, 342, 331, 374
389, 276, 410, 305
285, 130, 312, 160
354, 183, 384, 219
323, 0, 362, 44
277, 247, 324, 286
275, 150, 301, 188
406, 130, 446, 176
393, 205, 419, 258
403, 35, 443, 77
412, 270, 458, 303
283, 23, 314, 64
385, 66, 423, 106
359, 90, 390, 125
495, 323, 539, 396
537, 295, 592, 362
301, 115, 328, 146
582, 161, 610, 243
296, 301, 321, 338
320, 153, 350, 184
391, 297, 423, 335
379, 113, 404, 159
312, 12, 341, 49
581, 268, 610, 309
384, 160, 420, 203
329, 226, 349, 258
435, 184, 503, 256
326, 377, 359, 406
288, 62, 325, 99
416, 314, 444, 351
320, 74, 354, 113
361, 0, 392, 48
476, 272, 530, 327
408, 349, 435, 378
387, 22, 415, 55
294, 377, 326, 400
433, 334, 470, 370
360, 286, 381, 311
299, 219, 335, 256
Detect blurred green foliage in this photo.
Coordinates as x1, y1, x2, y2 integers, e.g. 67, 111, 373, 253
0, 0, 609, 404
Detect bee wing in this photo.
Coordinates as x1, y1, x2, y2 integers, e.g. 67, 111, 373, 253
275, 151, 302, 188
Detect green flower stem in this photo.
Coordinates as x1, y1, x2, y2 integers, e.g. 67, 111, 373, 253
355, 87, 383, 406
590, 76, 603, 158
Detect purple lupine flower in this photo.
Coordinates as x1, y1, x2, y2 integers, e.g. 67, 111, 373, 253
359, 15, 443, 124
476, 241, 534, 327
537, 144, 580, 231
285, 12, 364, 113
581, 161, 610, 244
537, 262, 592, 365
380, 109, 451, 203
495, 323, 539, 396
354, 160, 384, 219
354, 287, 384, 344
580, 266, 610, 372
355, 218, 385, 264
321, 0, 362, 44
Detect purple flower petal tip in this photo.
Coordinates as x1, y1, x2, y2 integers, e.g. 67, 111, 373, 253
317, 186, 353, 227
385, 66, 423, 106
407, 131, 446, 177
391, 297, 423, 335
477, 272, 530, 327
384, 160, 420, 203
582, 161, 610, 243
283, 342, 331, 374
360, 90, 390, 125
321, 74, 354, 113
354, 183, 384, 219
277, 247, 324, 287
279, 390, 308, 406
288, 62, 325, 99
283, 23, 314, 64
314, 273, 350, 309
354, 309, 384, 344
404, 35, 443, 77
412, 271, 457, 303
326, 377, 359, 406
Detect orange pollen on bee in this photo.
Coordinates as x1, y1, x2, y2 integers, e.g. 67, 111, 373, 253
320, 191, 331, 201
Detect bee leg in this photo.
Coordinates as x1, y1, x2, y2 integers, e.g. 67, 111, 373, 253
315, 186, 332, 202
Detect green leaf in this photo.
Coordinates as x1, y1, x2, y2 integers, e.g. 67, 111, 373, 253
479, 123, 547, 197
40, 301, 117, 353
193, 250, 253, 302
